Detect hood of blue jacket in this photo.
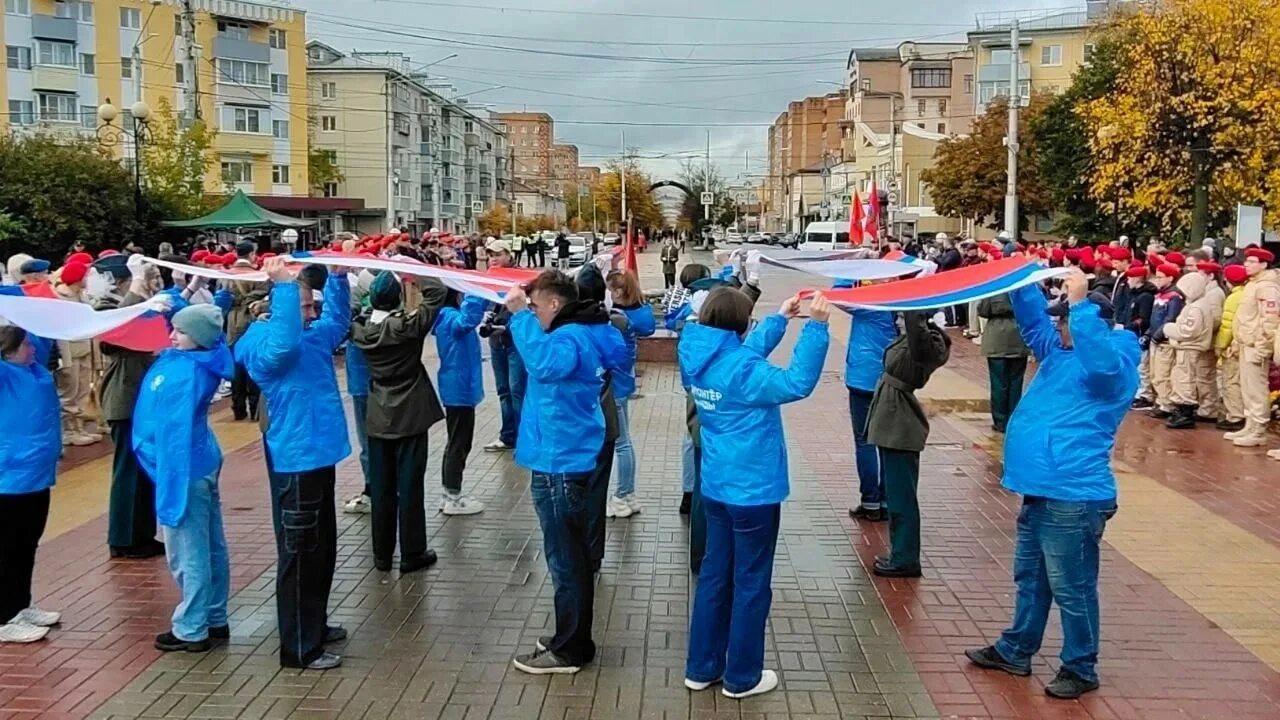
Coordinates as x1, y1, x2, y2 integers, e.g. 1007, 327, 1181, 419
183, 341, 236, 381
678, 321, 741, 377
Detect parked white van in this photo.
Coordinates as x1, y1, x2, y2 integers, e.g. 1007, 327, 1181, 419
799, 221, 852, 251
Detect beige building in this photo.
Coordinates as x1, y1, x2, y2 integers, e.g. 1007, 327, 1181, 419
511, 179, 566, 224
497, 111, 553, 189
764, 93, 845, 231
577, 165, 601, 187
550, 143, 578, 188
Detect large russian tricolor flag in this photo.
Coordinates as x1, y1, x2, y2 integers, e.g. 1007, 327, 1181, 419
824, 256, 1064, 311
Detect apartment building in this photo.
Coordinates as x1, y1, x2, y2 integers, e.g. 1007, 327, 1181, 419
497, 111, 552, 189
577, 165, 601, 187
764, 92, 844, 232
2, 0, 309, 198
306, 41, 510, 235
550, 142, 578, 188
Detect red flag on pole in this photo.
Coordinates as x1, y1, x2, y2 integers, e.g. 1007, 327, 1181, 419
849, 190, 865, 246
866, 180, 881, 245
622, 220, 638, 274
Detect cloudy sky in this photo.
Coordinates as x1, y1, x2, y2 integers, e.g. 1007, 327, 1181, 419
301, 0, 1070, 184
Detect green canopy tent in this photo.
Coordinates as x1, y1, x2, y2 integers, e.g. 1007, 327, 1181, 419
162, 189, 316, 230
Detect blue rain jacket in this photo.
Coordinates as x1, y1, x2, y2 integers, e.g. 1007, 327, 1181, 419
1003, 285, 1140, 502
0, 334, 60, 494
834, 279, 897, 392
133, 342, 235, 526
611, 303, 656, 400
510, 309, 622, 473
433, 295, 489, 408
235, 278, 352, 474
678, 314, 830, 506
344, 343, 369, 397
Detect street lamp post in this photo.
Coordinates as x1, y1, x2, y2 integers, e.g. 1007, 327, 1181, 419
97, 98, 153, 244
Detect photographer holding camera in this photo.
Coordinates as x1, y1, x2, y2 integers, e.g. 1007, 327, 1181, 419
481, 240, 527, 452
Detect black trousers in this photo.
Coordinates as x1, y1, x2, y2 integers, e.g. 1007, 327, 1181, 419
588, 439, 614, 569
882, 448, 922, 569
514, 249, 524, 266
264, 445, 337, 668
107, 419, 157, 549
0, 489, 51, 623
537, 248, 546, 267
944, 303, 969, 328
442, 407, 475, 494
987, 356, 1029, 432
231, 362, 260, 418
689, 445, 706, 573
367, 434, 429, 569
664, 271, 676, 288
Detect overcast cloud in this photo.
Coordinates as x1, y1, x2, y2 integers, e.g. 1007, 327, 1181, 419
301, 0, 1070, 184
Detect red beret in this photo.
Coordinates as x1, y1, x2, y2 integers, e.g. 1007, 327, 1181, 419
1224, 264, 1248, 284
67, 252, 94, 266
60, 261, 88, 285
1165, 252, 1186, 266
1109, 247, 1132, 261
1147, 250, 1163, 266
1125, 265, 1149, 278
1156, 263, 1181, 278
1051, 248, 1066, 261
1196, 261, 1221, 274
1245, 247, 1275, 263
260, 252, 277, 260
358, 247, 377, 256
221, 253, 237, 267
191, 249, 211, 263
98, 249, 121, 258
1079, 254, 1096, 270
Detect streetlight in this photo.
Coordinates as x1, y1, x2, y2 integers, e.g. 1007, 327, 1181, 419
456, 85, 505, 101
98, 98, 153, 243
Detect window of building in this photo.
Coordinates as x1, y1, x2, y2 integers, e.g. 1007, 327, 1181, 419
321, 115, 336, 132
990, 48, 1024, 66
1035, 214, 1055, 233
268, 28, 286, 49
217, 20, 249, 39
1083, 44, 1096, 64
79, 104, 96, 128
174, 15, 182, 35
119, 6, 140, 29
272, 164, 290, 184
271, 73, 288, 94
1041, 44, 1063, 66
320, 81, 336, 100
175, 62, 185, 83
222, 105, 265, 133
322, 181, 338, 198
77, 1, 91, 22
7, 99, 34, 125
963, 74, 973, 94
36, 40, 75, 67
6, 46, 31, 71
54, 0, 72, 18
79, 52, 94, 75
916, 122, 925, 129
916, 98, 926, 116
221, 160, 253, 184
910, 68, 951, 89
4, 0, 31, 15
937, 123, 946, 134
120, 56, 133, 79
938, 98, 947, 115
37, 92, 77, 122
272, 119, 289, 138
217, 59, 269, 86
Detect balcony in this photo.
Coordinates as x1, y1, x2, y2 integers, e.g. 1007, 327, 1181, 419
217, 132, 272, 156
480, 171, 493, 186
32, 15, 77, 42
977, 62, 1031, 84
465, 181, 479, 195
32, 66, 78, 93
463, 129, 480, 146
440, 176, 459, 191
214, 35, 270, 63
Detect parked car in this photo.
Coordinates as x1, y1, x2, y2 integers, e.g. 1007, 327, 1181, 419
566, 235, 591, 266
776, 232, 799, 249
602, 233, 621, 245
745, 233, 771, 245
725, 228, 743, 243
799, 222, 852, 251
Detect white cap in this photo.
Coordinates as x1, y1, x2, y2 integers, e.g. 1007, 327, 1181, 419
935, 232, 949, 242
997, 230, 1011, 240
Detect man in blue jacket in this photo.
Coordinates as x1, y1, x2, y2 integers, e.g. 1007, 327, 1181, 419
966, 271, 1139, 700
503, 270, 620, 676
235, 257, 351, 671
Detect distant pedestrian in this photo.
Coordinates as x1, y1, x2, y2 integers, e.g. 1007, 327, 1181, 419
661, 239, 680, 288
555, 233, 571, 270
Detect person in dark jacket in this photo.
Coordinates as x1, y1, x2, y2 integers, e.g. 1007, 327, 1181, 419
867, 311, 951, 577
1114, 266, 1156, 338
1142, 263, 1185, 418
350, 272, 445, 574
225, 241, 268, 421
977, 293, 1030, 433
555, 233, 572, 270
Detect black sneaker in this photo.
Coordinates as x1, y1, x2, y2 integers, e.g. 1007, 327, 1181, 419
208, 625, 230, 640
155, 631, 210, 653
110, 540, 166, 560
964, 645, 1031, 677
872, 558, 922, 578
400, 550, 438, 573
1129, 397, 1154, 410
323, 626, 347, 643
535, 635, 553, 651
512, 648, 581, 675
1216, 418, 1246, 431
849, 506, 886, 522
1149, 408, 1172, 420
679, 492, 692, 515
1044, 668, 1099, 699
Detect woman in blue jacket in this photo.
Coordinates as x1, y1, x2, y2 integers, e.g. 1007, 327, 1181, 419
679, 288, 831, 699
132, 304, 236, 653
0, 325, 61, 644
433, 288, 490, 516
605, 270, 655, 519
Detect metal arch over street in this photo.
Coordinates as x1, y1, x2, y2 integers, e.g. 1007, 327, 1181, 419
648, 180, 694, 196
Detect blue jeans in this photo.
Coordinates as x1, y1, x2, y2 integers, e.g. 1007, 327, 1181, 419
162, 470, 230, 642
531, 471, 596, 666
681, 433, 696, 493
995, 497, 1117, 683
490, 342, 526, 447
848, 388, 882, 508
611, 398, 636, 498
351, 394, 370, 493
686, 498, 781, 694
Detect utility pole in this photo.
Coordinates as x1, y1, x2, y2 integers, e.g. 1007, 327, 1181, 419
620, 130, 627, 230
888, 99, 897, 235
1004, 19, 1020, 241
181, 0, 200, 120
509, 148, 516, 236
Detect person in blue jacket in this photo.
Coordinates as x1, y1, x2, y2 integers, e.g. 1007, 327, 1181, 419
503, 270, 624, 676
0, 325, 62, 644
234, 257, 351, 671
681, 288, 831, 700
834, 278, 898, 522
604, 270, 656, 519
132, 304, 236, 654
966, 271, 1139, 701
433, 287, 490, 516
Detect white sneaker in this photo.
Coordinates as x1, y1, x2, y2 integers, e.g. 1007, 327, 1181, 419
342, 494, 371, 514
69, 432, 98, 447
0, 622, 49, 644
685, 676, 721, 691
723, 669, 779, 699
624, 495, 642, 515
442, 495, 484, 516
13, 607, 60, 627
483, 439, 513, 452
1267, 448, 1280, 460
1224, 428, 1249, 440
1233, 434, 1268, 448
605, 496, 633, 519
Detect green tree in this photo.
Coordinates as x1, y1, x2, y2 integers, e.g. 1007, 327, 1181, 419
0, 134, 139, 259
677, 160, 737, 233
591, 159, 664, 232
141, 99, 218, 221
307, 114, 344, 193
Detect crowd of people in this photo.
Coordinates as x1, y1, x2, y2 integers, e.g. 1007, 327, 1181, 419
0, 227, 1276, 701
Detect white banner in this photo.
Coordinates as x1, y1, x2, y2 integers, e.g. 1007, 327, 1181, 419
0, 294, 157, 341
